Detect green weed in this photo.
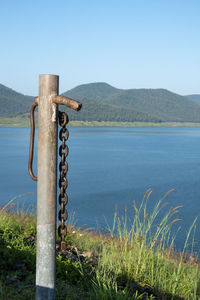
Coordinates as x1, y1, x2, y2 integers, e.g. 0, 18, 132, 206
0, 191, 199, 299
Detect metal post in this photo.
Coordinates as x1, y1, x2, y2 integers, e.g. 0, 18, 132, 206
36, 74, 58, 299
28, 74, 82, 300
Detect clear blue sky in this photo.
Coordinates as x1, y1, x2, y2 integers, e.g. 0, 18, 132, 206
1, 0, 200, 95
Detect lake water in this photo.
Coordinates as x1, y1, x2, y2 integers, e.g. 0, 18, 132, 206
0, 126, 199, 254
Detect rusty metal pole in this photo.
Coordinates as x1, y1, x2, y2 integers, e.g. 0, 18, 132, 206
36, 74, 58, 300
28, 74, 82, 300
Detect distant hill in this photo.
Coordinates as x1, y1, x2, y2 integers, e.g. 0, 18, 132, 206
0, 84, 34, 117
63, 82, 200, 122
1, 82, 200, 123
186, 94, 200, 105
62, 83, 161, 122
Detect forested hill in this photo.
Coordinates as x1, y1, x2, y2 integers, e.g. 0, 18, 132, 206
63, 83, 200, 122
0, 84, 33, 117
186, 94, 200, 105
1, 81, 200, 123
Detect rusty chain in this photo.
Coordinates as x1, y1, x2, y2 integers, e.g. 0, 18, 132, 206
58, 111, 69, 251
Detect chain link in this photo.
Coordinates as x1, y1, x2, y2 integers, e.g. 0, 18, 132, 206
58, 111, 69, 251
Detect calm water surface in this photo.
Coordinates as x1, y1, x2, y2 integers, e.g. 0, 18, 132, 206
0, 127, 199, 253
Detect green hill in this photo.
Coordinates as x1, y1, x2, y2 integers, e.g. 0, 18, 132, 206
186, 94, 200, 105
63, 82, 200, 122
1, 82, 200, 123
0, 84, 34, 117
104, 88, 200, 122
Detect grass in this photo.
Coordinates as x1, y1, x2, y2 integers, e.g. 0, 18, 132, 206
0, 191, 199, 299
0, 116, 30, 127
68, 121, 200, 127
1, 116, 200, 127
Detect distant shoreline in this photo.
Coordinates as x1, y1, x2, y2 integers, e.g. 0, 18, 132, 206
1, 117, 200, 127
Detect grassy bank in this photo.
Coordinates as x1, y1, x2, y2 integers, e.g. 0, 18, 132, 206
1, 116, 200, 127
0, 193, 199, 299
69, 121, 200, 127
0, 116, 30, 127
